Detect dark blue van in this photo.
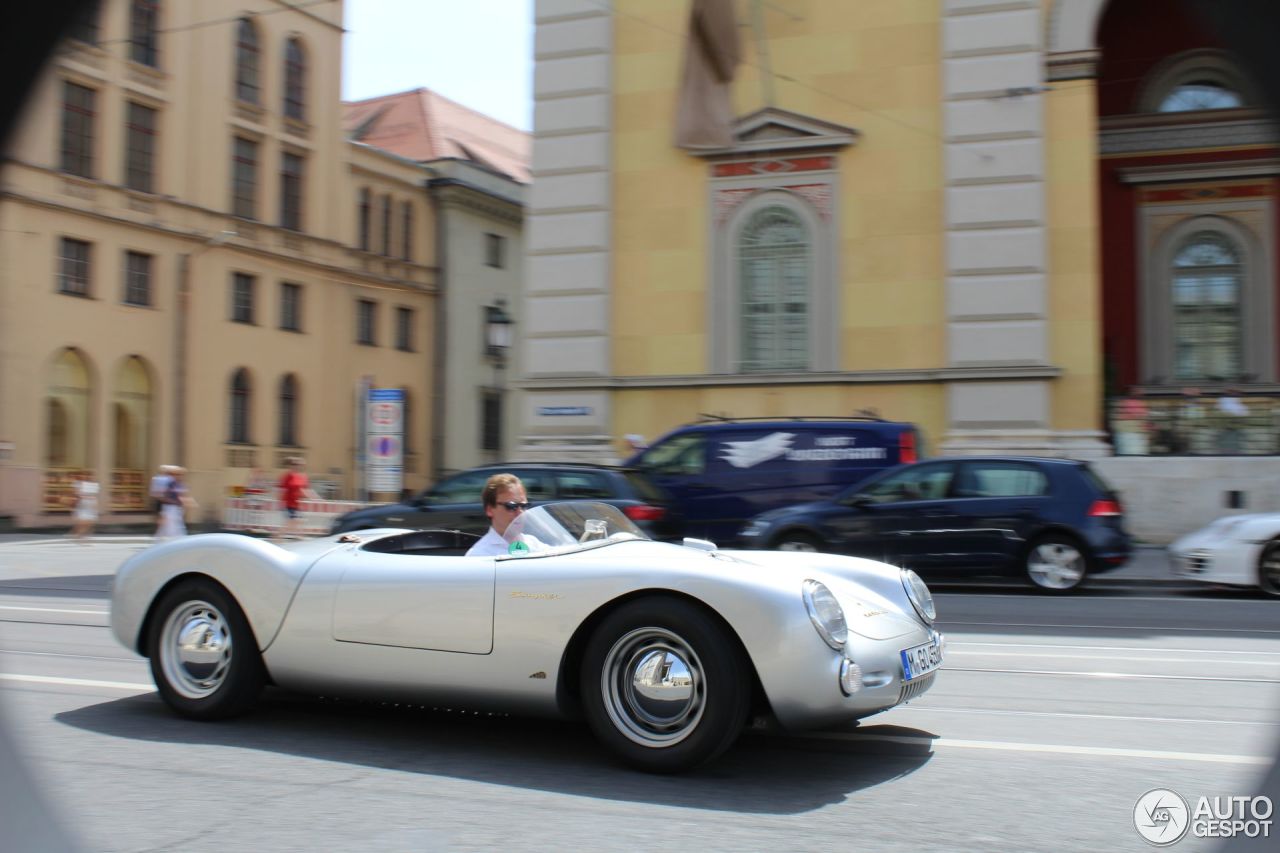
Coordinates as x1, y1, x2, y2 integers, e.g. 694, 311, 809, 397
624, 417, 921, 543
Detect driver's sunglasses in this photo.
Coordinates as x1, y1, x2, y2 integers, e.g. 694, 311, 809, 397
501, 500, 532, 511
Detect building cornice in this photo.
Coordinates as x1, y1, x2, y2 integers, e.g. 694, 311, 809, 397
428, 179, 523, 224
1100, 117, 1279, 156
516, 365, 1064, 391
1118, 159, 1280, 184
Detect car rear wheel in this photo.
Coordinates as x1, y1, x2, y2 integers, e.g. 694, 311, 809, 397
1024, 534, 1088, 592
147, 578, 266, 719
581, 597, 750, 773
1258, 540, 1280, 597
774, 532, 822, 553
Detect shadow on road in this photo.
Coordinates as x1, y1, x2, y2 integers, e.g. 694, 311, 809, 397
55, 690, 935, 814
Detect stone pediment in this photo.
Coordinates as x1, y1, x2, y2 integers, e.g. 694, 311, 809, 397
693, 107, 860, 157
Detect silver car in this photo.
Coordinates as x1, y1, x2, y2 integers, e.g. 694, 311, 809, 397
111, 501, 943, 772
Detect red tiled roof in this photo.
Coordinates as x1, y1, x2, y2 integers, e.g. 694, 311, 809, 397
343, 87, 530, 183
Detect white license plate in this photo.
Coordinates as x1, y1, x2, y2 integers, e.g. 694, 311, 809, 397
900, 639, 942, 681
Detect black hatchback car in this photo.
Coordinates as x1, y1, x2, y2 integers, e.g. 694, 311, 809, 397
330, 463, 683, 541
737, 456, 1131, 591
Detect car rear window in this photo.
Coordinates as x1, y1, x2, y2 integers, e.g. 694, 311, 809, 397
966, 462, 1049, 497
555, 471, 612, 499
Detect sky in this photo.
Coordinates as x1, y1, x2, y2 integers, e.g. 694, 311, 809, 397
341, 0, 534, 131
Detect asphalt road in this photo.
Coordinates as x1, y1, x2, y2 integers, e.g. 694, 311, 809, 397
1, 537, 1277, 852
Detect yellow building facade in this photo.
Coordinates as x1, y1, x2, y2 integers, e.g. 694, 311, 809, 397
0, 0, 436, 528
520, 0, 1109, 462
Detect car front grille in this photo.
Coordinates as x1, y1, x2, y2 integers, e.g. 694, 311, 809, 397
898, 672, 936, 704
1181, 550, 1212, 575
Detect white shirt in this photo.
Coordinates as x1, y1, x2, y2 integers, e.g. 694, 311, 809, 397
466, 527, 547, 557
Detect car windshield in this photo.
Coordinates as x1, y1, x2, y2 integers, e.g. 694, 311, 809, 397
503, 501, 648, 556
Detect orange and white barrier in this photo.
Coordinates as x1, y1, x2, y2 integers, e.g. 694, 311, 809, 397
222, 496, 370, 537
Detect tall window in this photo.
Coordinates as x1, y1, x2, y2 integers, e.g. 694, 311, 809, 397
1173, 232, 1242, 381
58, 238, 92, 297
481, 391, 501, 452
484, 233, 505, 268
124, 102, 157, 193
738, 205, 810, 372
395, 306, 414, 351
401, 387, 414, 456
358, 188, 371, 250
231, 272, 256, 323
280, 282, 302, 331
60, 81, 96, 178
123, 251, 152, 306
235, 18, 260, 104
278, 374, 298, 446
229, 368, 251, 443
401, 201, 413, 260
231, 137, 258, 219
284, 38, 306, 122
129, 0, 159, 67
381, 195, 392, 256
357, 299, 377, 345
280, 152, 304, 231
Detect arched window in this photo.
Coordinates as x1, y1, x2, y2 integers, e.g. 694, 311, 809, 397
737, 205, 811, 372
230, 368, 252, 443
46, 348, 92, 468
129, 0, 159, 67
1139, 50, 1257, 114
112, 356, 152, 475
235, 18, 260, 104
1160, 82, 1243, 113
284, 38, 306, 122
1172, 232, 1242, 381
278, 374, 298, 446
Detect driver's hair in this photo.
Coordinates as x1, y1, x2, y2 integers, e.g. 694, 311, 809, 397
481, 473, 524, 507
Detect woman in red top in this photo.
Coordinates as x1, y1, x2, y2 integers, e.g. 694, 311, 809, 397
278, 456, 316, 539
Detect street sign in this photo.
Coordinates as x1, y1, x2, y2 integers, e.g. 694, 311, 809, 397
365, 388, 404, 494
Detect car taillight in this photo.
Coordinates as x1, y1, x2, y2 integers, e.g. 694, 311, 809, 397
623, 504, 666, 522
899, 431, 917, 464
1088, 499, 1122, 517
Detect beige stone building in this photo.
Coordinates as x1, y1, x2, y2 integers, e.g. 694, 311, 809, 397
0, 0, 436, 529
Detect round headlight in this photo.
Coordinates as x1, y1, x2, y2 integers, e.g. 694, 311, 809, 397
802, 579, 848, 650
901, 569, 936, 624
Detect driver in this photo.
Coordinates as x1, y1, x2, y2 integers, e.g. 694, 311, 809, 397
466, 473, 548, 557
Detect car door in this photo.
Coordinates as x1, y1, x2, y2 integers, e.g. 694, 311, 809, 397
331, 547, 496, 654
950, 460, 1053, 568
828, 461, 959, 566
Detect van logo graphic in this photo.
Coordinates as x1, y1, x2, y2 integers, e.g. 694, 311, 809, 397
719, 432, 796, 468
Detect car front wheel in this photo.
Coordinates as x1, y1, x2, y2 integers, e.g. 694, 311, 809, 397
1024, 534, 1088, 592
1258, 540, 1280, 597
147, 578, 266, 719
581, 597, 750, 773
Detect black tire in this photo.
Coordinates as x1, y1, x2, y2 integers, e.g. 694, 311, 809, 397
772, 531, 822, 553
1023, 533, 1089, 592
146, 578, 266, 719
1258, 539, 1280, 597
580, 597, 750, 773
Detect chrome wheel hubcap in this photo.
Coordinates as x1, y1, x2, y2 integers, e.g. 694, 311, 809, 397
1028, 542, 1085, 590
601, 628, 704, 748
159, 600, 232, 699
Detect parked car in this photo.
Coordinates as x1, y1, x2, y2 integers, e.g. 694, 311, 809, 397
1169, 514, 1280, 597
330, 463, 682, 541
624, 416, 922, 542
737, 456, 1132, 591
110, 501, 942, 772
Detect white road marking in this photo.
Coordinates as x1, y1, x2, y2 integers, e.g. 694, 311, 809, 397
942, 620, 1280, 634
0, 673, 151, 691
947, 666, 1279, 683
890, 705, 1280, 726
0, 604, 108, 615
952, 641, 1280, 656
947, 649, 1280, 666
802, 731, 1272, 765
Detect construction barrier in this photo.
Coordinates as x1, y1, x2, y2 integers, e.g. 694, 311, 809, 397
222, 496, 370, 537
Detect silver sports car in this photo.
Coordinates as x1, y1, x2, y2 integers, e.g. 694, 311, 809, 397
111, 501, 943, 772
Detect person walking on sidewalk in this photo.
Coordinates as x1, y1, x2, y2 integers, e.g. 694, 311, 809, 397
156, 467, 194, 540
277, 456, 317, 539
69, 471, 99, 542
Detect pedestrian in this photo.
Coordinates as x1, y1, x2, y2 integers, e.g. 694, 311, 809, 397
150, 464, 176, 535
156, 466, 193, 540
277, 456, 317, 539
69, 470, 99, 542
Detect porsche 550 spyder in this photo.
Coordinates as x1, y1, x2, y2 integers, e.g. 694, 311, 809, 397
1169, 513, 1280, 597
110, 501, 943, 772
